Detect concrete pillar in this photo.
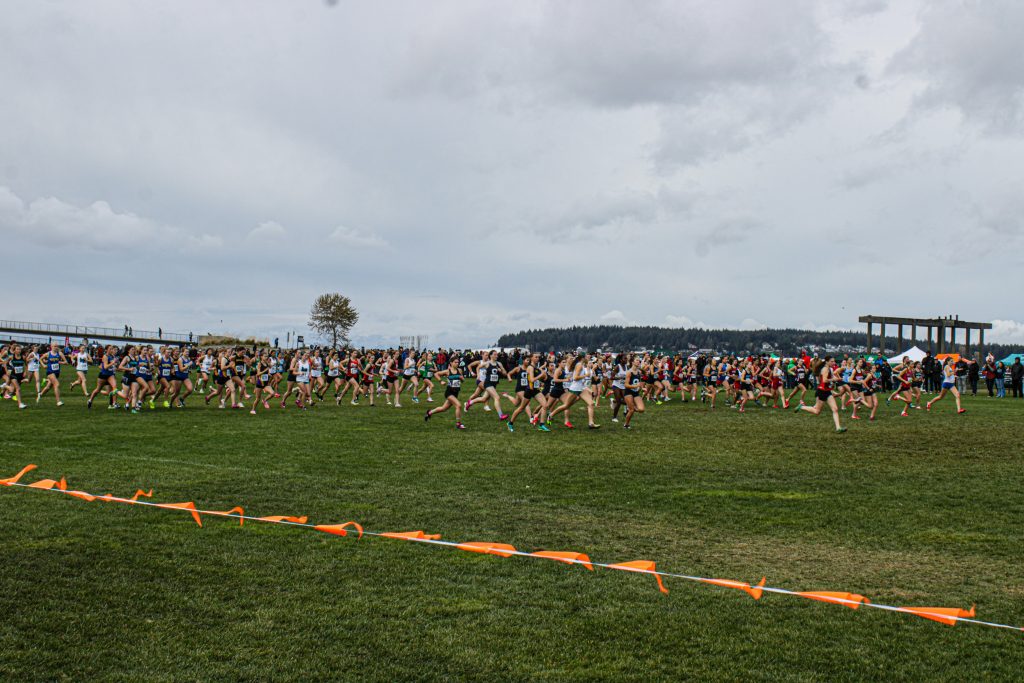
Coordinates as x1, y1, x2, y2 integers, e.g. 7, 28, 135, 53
880, 323, 886, 356
898, 324, 904, 353
866, 322, 872, 354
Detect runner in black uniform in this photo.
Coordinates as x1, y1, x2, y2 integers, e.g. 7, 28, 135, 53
424, 359, 466, 429
794, 357, 847, 432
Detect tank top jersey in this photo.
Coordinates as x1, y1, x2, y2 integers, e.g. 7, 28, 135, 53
75, 353, 89, 372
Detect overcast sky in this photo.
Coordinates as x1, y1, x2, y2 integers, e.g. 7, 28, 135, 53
2, 0, 1023, 347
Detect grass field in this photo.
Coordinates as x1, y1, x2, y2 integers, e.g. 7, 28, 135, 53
2, 375, 1023, 681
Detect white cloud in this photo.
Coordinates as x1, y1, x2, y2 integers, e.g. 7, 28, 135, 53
246, 220, 287, 244
600, 310, 628, 324
0, 185, 222, 253
991, 320, 1024, 345
738, 318, 768, 331
327, 225, 388, 249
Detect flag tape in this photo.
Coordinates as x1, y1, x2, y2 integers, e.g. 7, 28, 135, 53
2, 464, 1017, 634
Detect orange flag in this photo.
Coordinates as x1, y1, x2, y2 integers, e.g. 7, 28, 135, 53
897, 605, 975, 626
256, 515, 308, 524
64, 490, 97, 502
797, 591, 869, 609
130, 489, 153, 501
608, 560, 669, 595
456, 542, 517, 558
314, 521, 364, 538
701, 577, 767, 600
530, 551, 594, 570
380, 530, 442, 540
26, 478, 65, 491
157, 502, 203, 527
0, 464, 37, 486
208, 506, 245, 526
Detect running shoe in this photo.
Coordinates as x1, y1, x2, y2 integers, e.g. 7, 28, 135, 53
56, 401, 64, 407
424, 410, 431, 422
958, 408, 967, 414
563, 421, 574, 429
250, 409, 257, 415
87, 399, 93, 409
163, 401, 170, 408
537, 424, 551, 432
623, 424, 631, 430
588, 423, 601, 429
507, 421, 514, 432
835, 427, 847, 433
611, 417, 619, 423
456, 422, 466, 430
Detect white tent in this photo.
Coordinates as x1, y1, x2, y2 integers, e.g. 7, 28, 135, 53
887, 345, 927, 365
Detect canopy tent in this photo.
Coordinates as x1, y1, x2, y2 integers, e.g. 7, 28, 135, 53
936, 353, 961, 364
999, 353, 1024, 365
887, 345, 927, 365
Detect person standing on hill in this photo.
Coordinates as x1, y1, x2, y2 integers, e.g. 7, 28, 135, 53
1011, 358, 1024, 398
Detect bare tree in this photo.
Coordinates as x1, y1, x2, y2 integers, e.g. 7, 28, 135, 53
308, 293, 358, 349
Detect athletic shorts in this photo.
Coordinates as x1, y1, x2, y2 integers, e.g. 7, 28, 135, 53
815, 389, 832, 402
550, 387, 565, 399
215, 376, 228, 386
287, 373, 297, 382
445, 387, 461, 398
47, 370, 60, 378
174, 372, 188, 381
941, 381, 955, 390
525, 388, 539, 399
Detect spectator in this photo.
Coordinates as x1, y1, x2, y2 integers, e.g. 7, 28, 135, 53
967, 359, 979, 396
1011, 358, 1023, 398
158, 327, 162, 339
983, 358, 997, 396
954, 358, 968, 393
995, 361, 1006, 398
922, 352, 937, 392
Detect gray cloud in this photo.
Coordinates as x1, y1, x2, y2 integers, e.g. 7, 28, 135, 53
0, 0, 1022, 346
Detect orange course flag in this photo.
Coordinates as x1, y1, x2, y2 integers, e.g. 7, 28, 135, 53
0, 464, 38, 486
797, 591, 870, 609
314, 522, 364, 538
63, 490, 97, 502
456, 542, 517, 558
256, 515, 308, 524
26, 478, 66, 491
608, 560, 669, 595
130, 489, 154, 501
530, 551, 594, 570
380, 530, 442, 541
208, 506, 246, 526
897, 605, 976, 626
157, 502, 203, 527
701, 577, 767, 600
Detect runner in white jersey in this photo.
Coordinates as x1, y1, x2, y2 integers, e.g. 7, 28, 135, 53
548, 355, 601, 429
69, 344, 91, 396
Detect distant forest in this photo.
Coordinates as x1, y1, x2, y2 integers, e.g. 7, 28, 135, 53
496, 325, 1017, 358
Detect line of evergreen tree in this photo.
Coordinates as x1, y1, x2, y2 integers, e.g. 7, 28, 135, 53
496, 325, 1017, 358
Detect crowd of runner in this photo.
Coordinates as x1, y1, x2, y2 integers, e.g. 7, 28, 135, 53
1, 341, 977, 433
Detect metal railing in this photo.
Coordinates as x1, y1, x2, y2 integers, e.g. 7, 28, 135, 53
0, 319, 192, 343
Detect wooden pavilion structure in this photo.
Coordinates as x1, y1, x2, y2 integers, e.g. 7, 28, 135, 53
859, 315, 992, 357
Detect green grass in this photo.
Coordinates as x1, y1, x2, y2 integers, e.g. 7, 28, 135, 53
2, 377, 1023, 681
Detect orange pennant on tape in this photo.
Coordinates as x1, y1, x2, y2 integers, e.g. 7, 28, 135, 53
530, 551, 594, 570
897, 605, 976, 626
64, 490, 97, 502
798, 591, 869, 609
130, 489, 153, 501
0, 464, 37, 486
209, 506, 245, 526
608, 560, 669, 595
456, 542, 517, 558
27, 478, 64, 491
701, 576, 767, 600
314, 521, 363, 538
256, 515, 308, 524
380, 530, 442, 541
158, 502, 203, 527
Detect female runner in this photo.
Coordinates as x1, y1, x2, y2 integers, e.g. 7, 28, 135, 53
26, 345, 41, 397
506, 353, 550, 432
169, 347, 195, 408
794, 357, 847, 432
424, 359, 466, 429
69, 344, 90, 396
249, 351, 274, 414
548, 355, 601, 429
610, 354, 629, 422
466, 351, 509, 419
4, 344, 29, 409
621, 356, 646, 429
36, 343, 69, 406
925, 359, 967, 414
